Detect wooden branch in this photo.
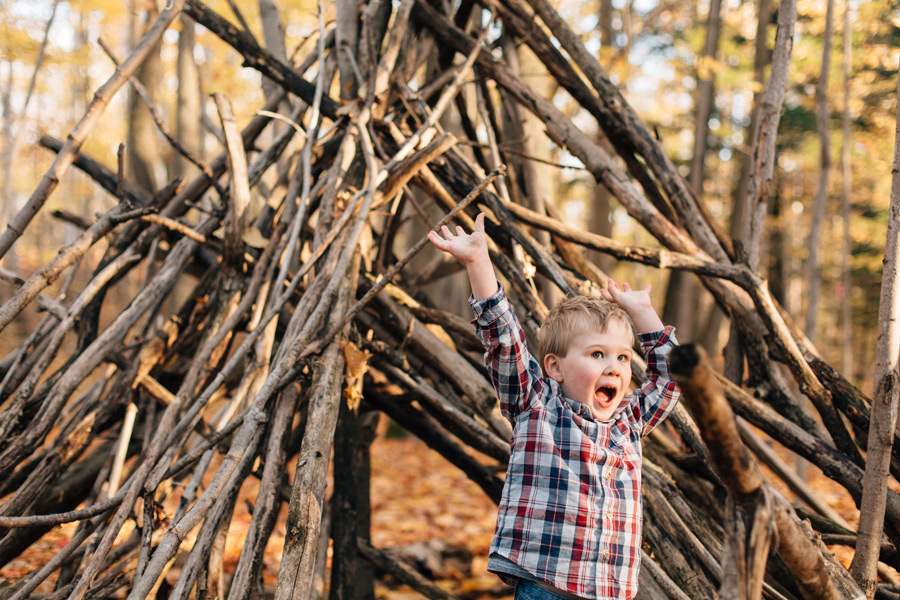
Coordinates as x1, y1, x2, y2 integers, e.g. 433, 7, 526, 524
38, 136, 150, 205
299, 166, 506, 360
367, 387, 504, 503
0, 205, 151, 333
738, 0, 797, 271
357, 538, 460, 600
226, 387, 299, 600
183, 0, 341, 120
376, 356, 508, 463
97, 36, 218, 188
494, 0, 731, 261
669, 344, 856, 600
214, 94, 252, 266
274, 343, 346, 599
503, 200, 744, 282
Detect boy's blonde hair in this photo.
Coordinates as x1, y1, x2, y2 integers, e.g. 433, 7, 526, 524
538, 295, 631, 366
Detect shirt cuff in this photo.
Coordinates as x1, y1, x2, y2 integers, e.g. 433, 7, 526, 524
469, 282, 507, 325
638, 325, 677, 351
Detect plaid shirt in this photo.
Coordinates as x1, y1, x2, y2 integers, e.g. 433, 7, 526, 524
471, 287, 681, 600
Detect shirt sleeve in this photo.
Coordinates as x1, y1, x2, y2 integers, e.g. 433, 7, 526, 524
469, 284, 545, 423
627, 325, 681, 436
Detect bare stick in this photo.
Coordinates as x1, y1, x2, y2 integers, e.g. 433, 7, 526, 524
0, 206, 152, 333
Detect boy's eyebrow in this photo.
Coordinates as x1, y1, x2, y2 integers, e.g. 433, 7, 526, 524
585, 342, 633, 355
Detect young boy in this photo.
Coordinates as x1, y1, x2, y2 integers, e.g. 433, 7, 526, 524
428, 214, 682, 600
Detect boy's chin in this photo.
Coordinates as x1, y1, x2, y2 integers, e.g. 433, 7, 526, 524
591, 401, 619, 421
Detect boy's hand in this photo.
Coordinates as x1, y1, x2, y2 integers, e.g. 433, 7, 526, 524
427, 212, 490, 265
600, 278, 665, 333
428, 213, 498, 300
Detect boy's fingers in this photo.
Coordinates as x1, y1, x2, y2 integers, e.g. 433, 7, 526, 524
441, 225, 453, 238
456, 226, 466, 236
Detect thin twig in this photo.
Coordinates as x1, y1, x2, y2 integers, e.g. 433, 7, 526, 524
138, 214, 207, 243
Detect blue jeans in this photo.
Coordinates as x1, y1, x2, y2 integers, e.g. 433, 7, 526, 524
514, 579, 583, 600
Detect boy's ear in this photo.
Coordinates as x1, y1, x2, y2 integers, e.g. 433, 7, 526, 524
543, 354, 563, 382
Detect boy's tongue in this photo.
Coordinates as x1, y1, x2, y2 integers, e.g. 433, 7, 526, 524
595, 387, 613, 404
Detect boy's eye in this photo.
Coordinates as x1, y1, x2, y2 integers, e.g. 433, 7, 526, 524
617, 354, 629, 362
592, 351, 603, 359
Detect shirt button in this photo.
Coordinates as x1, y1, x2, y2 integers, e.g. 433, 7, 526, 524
602, 549, 610, 558
607, 511, 614, 519
605, 471, 612, 480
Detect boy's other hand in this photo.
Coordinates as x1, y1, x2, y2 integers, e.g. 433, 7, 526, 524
600, 278, 664, 333
427, 212, 490, 265
428, 212, 498, 300
600, 279, 652, 311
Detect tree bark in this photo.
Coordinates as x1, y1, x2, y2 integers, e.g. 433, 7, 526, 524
840, 0, 854, 377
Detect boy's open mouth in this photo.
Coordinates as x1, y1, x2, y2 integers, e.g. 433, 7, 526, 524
595, 385, 618, 405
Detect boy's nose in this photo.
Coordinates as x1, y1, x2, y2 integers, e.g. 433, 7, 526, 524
603, 361, 621, 376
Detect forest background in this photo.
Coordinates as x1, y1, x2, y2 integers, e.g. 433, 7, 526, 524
3, 0, 898, 380
0, 0, 899, 598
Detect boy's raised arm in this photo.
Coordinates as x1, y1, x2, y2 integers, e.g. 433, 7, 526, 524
427, 213, 498, 300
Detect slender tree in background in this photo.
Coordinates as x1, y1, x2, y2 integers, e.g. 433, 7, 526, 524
840, 0, 854, 377
259, 0, 290, 101
739, 0, 797, 272
175, 14, 203, 179
804, 0, 836, 344
126, 0, 166, 194
588, 0, 614, 275
849, 55, 900, 600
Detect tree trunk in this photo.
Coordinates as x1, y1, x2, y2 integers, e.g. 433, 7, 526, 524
330, 403, 378, 600
127, 0, 166, 194
840, 0, 854, 377
804, 0, 835, 343
737, 0, 797, 272
663, 0, 722, 341
258, 0, 290, 101
175, 14, 203, 179
849, 59, 900, 599
0, 0, 59, 272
